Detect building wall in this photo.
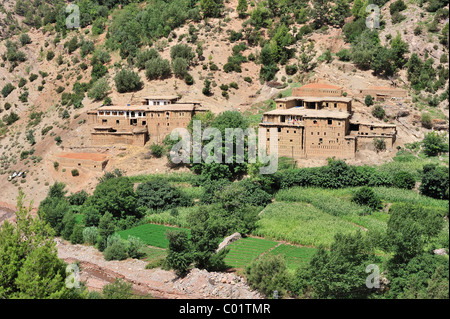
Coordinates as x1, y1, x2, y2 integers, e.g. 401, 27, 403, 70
292, 87, 342, 97
91, 132, 147, 146
356, 135, 395, 151
303, 118, 354, 159
54, 156, 108, 172
263, 125, 305, 159
358, 88, 407, 98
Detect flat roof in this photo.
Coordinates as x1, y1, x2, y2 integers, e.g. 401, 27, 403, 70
142, 95, 179, 100
299, 83, 342, 90
96, 103, 199, 112
349, 120, 397, 128
264, 108, 350, 119
56, 152, 109, 162
275, 96, 352, 103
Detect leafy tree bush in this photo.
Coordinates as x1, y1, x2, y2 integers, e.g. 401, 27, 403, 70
70, 224, 84, 244
145, 57, 172, 80
365, 95, 374, 106
84, 177, 138, 220
351, 186, 382, 210
135, 178, 191, 211
170, 44, 195, 63
104, 235, 128, 261
419, 164, 449, 199
422, 131, 449, 157
126, 236, 146, 259
393, 171, 416, 190
83, 226, 99, 245
373, 138, 386, 152
372, 105, 385, 119
20, 33, 31, 46
246, 254, 290, 298
88, 78, 110, 101
114, 69, 143, 93
421, 113, 433, 129
150, 143, 165, 158
102, 278, 134, 299
336, 48, 351, 61
171, 57, 189, 78
2, 112, 20, 125
294, 232, 376, 299
71, 169, 79, 177
165, 230, 193, 276
68, 190, 89, 206
2, 83, 15, 98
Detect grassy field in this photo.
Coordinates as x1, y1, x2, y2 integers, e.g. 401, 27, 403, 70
116, 223, 190, 249
224, 237, 278, 269
267, 244, 317, 271
253, 202, 362, 248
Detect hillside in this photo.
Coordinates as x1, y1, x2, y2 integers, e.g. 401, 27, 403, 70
0, 0, 448, 207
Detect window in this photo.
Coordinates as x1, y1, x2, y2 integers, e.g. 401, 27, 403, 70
116, 120, 120, 124
313, 120, 318, 125
290, 139, 293, 142
311, 132, 314, 135
102, 119, 107, 124
317, 132, 320, 135
334, 103, 337, 108
287, 130, 289, 133
319, 138, 323, 143
370, 126, 374, 131
278, 128, 281, 133
324, 132, 326, 136
267, 129, 270, 132
142, 121, 146, 125
294, 131, 296, 134
328, 119, 332, 125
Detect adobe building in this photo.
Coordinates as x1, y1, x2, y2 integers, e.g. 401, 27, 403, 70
53, 152, 109, 172
260, 84, 397, 160
358, 86, 408, 102
292, 82, 344, 97
87, 96, 209, 146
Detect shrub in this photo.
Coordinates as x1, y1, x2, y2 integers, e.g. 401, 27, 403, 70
114, 69, 143, 93
83, 227, 98, 245
150, 143, 164, 158
170, 44, 195, 63
184, 74, 194, 85
246, 254, 290, 298
104, 238, 128, 261
29, 74, 38, 82
136, 48, 160, 69
135, 178, 191, 211
165, 230, 193, 276
88, 78, 110, 101
422, 131, 449, 157
285, 64, 298, 75
2, 83, 15, 98
244, 76, 252, 83
71, 169, 79, 177
53, 161, 59, 170
202, 79, 212, 95
372, 105, 385, 119
421, 113, 433, 129
145, 57, 172, 80
373, 138, 386, 152
352, 186, 382, 210
20, 33, 32, 46
171, 57, 189, 78
70, 225, 84, 244
336, 48, 351, 61
364, 95, 374, 106
46, 51, 55, 61
229, 82, 239, 89
420, 164, 449, 199
392, 171, 416, 190
126, 236, 146, 259
2, 112, 20, 125
18, 78, 27, 88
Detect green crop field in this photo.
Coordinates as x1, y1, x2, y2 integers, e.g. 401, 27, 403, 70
224, 237, 278, 269
267, 244, 317, 271
253, 201, 362, 248
116, 223, 190, 249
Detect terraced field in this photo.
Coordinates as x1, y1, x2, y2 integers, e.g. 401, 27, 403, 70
117, 223, 190, 249
268, 244, 317, 270
224, 237, 278, 269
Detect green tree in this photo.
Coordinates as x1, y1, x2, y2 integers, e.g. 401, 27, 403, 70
114, 68, 143, 93
0, 193, 80, 299
419, 164, 449, 199
102, 278, 134, 299
88, 77, 111, 101
372, 105, 385, 119
393, 171, 415, 190
165, 230, 193, 276
246, 254, 290, 298
365, 95, 374, 106
97, 212, 116, 252
304, 232, 376, 299
135, 178, 191, 211
236, 0, 248, 18
83, 177, 138, 220
200, 0, 223, 18
422, 131, 449, 157
351, 186, 382, 210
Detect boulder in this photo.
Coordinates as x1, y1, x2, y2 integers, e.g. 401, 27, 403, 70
397, 110, 410, 118
216, 232, 242, 253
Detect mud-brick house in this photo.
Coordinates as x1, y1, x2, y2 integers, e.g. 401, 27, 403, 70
260, 83, 397, 160
87, 96, 209, 146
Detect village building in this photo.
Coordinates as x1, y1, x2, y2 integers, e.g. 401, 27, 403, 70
53, 152, 109, 172
260, 84, 397, 160
87, 96, 209, 146
358, 86, 408, 102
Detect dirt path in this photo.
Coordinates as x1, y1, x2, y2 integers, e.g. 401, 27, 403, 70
56, 239, 262, 299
